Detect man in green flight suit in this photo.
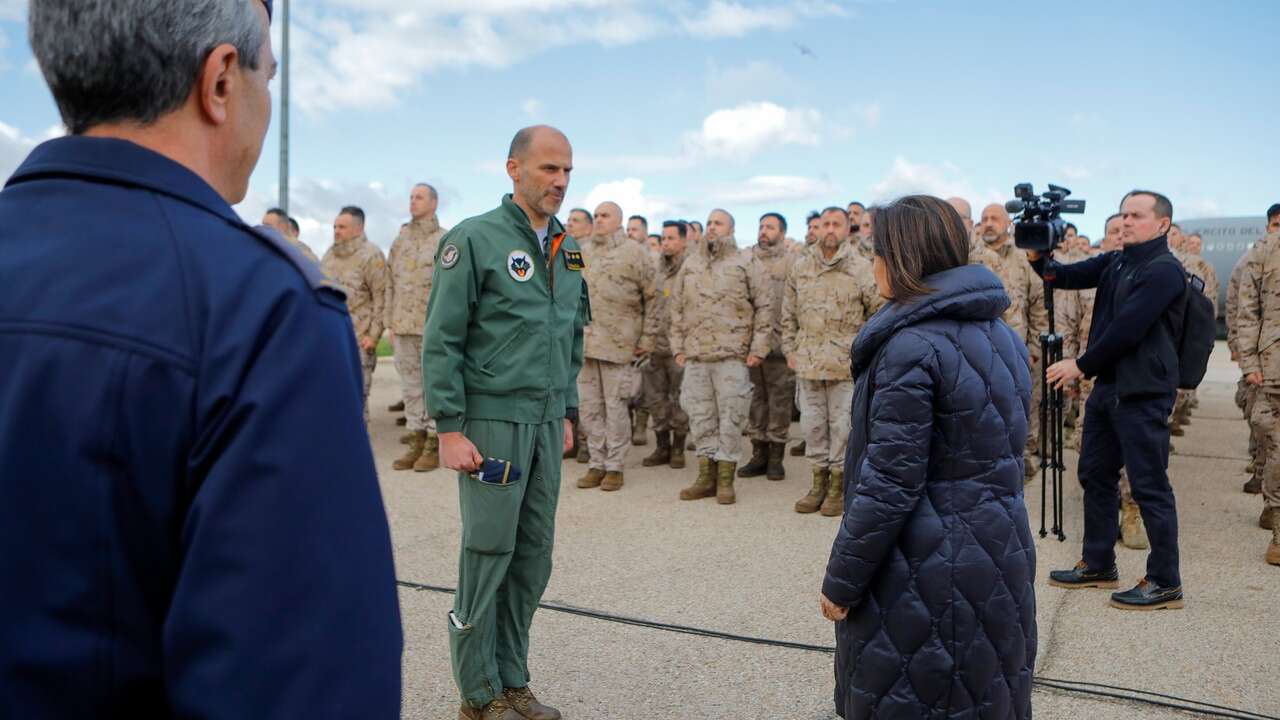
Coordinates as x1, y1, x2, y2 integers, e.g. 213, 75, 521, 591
424, 125, 589, 720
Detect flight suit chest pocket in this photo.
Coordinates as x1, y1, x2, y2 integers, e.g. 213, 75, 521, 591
458, 472, 524, 555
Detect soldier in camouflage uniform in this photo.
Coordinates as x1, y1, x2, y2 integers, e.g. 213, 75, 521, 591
1167, 224, 1219, 434
979, 204, 1049, 480
640, 221, 691, 470
575, 202, 655, 492
320, 206, 388, 423
386, 184, 448, 472
670, 209, 772, 505
1228, 244, 1265, 492
263, 208, 319, 264
1234, 202, 1280, 566
947, 196, 1005, 277
853, 210, 875, 261
738, 213, 797, 481
562, 208, 594, 463
783, 207, 882, 517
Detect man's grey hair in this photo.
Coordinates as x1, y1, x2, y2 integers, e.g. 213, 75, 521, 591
29, 0, 267, 135
413, 183, 438, 201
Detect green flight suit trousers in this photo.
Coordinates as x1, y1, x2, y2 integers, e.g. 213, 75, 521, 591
449, 418, 563, 709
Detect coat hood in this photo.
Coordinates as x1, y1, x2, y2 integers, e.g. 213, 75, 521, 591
852, 263, 1010, 374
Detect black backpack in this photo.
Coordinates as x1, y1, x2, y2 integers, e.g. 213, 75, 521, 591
1153, 256, 1216, 389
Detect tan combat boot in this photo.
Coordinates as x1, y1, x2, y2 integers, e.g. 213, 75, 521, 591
641, 432, 671, 467
794, 466, 828, 514
820, 468, 845, 517
399, 432, 415, 445
577, 468, 605, 489
670, 434, 687, 469
790, 440, 806, 457
601, 471, 624, 491
631, 409, 649, 446
679, 457, 717, 500
392, 431, 425, 471
502, 687, 562, 720
413, 433, 440, 472
1119, 499, 1149, 549
716, 461, 737, 505
1267, 521, 1280, 566
1244, 475, 1263, 494
459, 698, 522, 720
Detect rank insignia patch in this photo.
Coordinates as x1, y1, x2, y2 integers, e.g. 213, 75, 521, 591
564, 250, 585, 271
508, 250, 535, 282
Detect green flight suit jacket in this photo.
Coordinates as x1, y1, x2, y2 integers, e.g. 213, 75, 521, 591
423, 195, 590, 433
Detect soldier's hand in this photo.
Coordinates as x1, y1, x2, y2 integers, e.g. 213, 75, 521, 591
675, 353, 687, 368
786, 354, 797, 370
746, 354, 764, 368
820, 593, 848, 622
360, 335, 376, 353
439, 432, 483, 472
562, 419, 574, 453
1247, 372, 1264, 386
1231, 349, 1239, 362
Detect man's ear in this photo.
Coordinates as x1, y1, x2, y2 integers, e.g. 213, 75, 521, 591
506, 158, 520, 184
197, 45, 240, 126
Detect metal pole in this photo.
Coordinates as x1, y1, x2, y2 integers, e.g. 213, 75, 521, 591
279, 0, 290, 213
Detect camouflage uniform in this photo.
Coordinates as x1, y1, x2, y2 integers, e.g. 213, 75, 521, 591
1228, 251, 1263, 482
385, 215, 446, 433
988, 237, 1048, 473
286, 234, 320, 264
782, 242, 882, 470
746, 241, 797, 445
853, 235, 875, 262
321, 234, 388, 420
670, 234, 772, 464
642, 250, 689, 436
1235, 233, 1280, 519
578, 228, 655, 472
1170, 250, 1222, 425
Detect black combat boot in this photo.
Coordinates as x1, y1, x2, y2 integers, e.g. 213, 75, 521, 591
737, 440, 768, 478
765, 442, 786, 481
642, 431, 672, 467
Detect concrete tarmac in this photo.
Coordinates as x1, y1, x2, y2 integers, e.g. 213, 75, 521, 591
372, 342, 1279, 719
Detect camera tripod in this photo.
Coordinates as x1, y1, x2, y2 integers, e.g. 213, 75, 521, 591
1037, 272, 1066, 542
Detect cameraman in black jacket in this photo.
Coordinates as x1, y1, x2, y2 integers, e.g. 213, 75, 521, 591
1029, 190, 1187, 611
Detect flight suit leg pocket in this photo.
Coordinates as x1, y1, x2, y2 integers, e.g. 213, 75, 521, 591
459, 472, 524, 554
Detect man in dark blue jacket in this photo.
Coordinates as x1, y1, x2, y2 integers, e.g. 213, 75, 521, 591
1031, 190, 1187, 611
0, 1, 403, 716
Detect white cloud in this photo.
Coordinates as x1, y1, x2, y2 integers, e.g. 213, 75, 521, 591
573, 178, 687, 223
679, 0, 847, 38
710, 175, 836, 204
706, 60, 791, 104
683, 101, 822, 159
0, 121, 40, 181
869, 156, 1004, 206
521, 98, 544, 119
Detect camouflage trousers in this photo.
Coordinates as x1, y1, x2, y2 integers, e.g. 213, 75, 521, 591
642, 352, 689, 435
747, 354, 795, 443
798, 378, 854, 470
578, 358, 636, 472
1239, 378, 1263, 477
682, 359, 751, 464
1026, 352, 1042, 467
1248, 389, 1280, 510
1077, 379, 1132, 504
1172, 389, 1194, 424
393, 334, 434, 433
361, 348, 377, 424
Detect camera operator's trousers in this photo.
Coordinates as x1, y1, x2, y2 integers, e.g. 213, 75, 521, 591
1077, 382, 1181, 588
449, 418, 563, 709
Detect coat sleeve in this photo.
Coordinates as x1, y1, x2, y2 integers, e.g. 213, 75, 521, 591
167, 284, 402, 718
635, 249, 657, 354
1227, 256, 1247, 356
1033, 251, 1111, 290
746, 259, 773, 359
384, 236, 400, 331
1025, 265, 1047, 356
423, 233, 479, 433
1059, 289, 1082, 360
822, 333, 936, 608
669, 268, 687, 358
568, 277, 589, 411
1237, 251, 1265, 377
781, 265, 799, 357
365, 249, 388, 342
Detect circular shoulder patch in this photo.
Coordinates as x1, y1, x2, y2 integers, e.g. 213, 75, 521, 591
507, 250, 535, 282
440, 244, 460, 268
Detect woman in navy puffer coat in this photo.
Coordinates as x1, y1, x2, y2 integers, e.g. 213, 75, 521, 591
821, 196, 1037, 719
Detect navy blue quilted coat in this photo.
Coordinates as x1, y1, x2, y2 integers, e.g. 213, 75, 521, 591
823, 264, 1037, 719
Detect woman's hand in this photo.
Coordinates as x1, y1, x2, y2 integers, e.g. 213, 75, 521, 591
820, 593, 848, 622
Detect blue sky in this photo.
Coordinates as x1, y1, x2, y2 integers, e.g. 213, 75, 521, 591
1, 0, 1277, 255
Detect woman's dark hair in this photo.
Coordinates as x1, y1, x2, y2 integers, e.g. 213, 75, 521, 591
871, 195, 970, 302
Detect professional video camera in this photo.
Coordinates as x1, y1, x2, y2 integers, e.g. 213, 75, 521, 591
1005, 183, 1086, 252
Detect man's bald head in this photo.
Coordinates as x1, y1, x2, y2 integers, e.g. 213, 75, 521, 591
508, 125, 569, 161
947, 197, 973, 233
978, 203, 1011, 247
593, 201, 623, 236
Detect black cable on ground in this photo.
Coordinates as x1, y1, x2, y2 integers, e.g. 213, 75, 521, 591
397, 580, 1277, 720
